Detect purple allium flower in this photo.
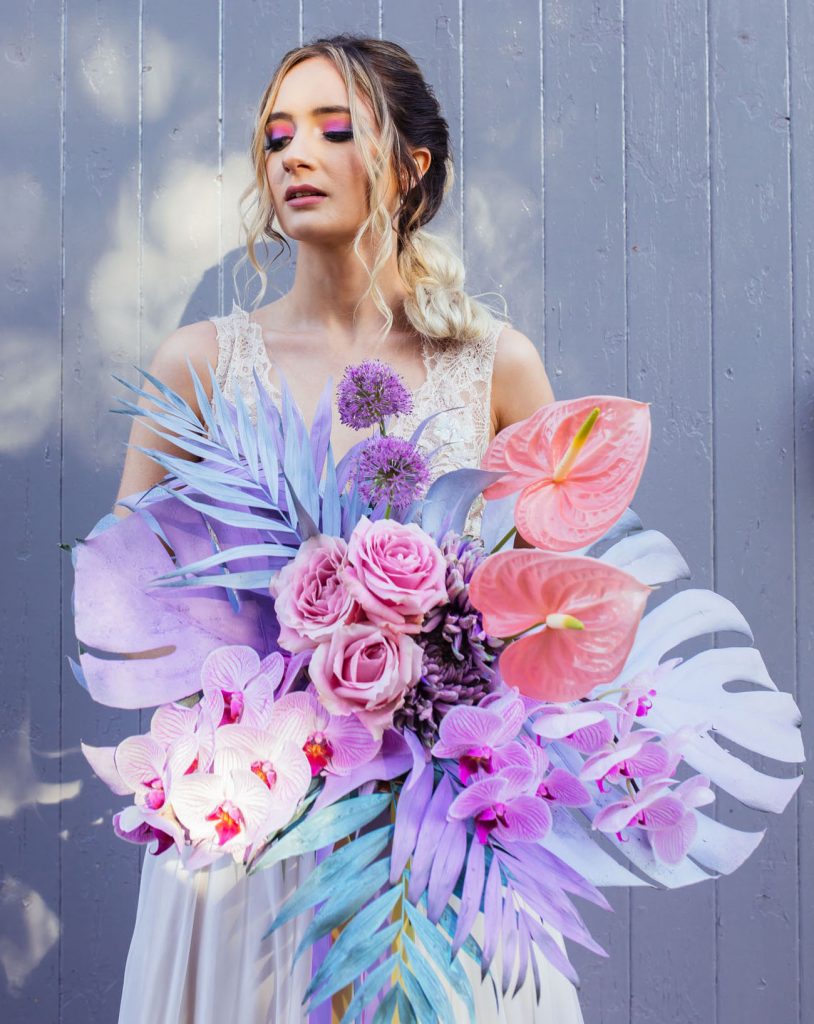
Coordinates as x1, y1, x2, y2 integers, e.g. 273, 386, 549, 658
393, 532, 504, 746
355, 436, 431, 513
337, 360, 413, 430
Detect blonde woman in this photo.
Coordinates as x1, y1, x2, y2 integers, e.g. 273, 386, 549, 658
116, 33, 584, 1024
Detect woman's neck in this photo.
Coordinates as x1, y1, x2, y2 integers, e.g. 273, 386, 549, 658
275, 241, 412, 346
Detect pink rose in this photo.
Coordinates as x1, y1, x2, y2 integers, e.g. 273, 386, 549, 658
342, 517, 447, 632
309, 623, 423, 739
270, 535, 361, 652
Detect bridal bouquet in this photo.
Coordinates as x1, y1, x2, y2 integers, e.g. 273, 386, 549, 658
71, 355, 803, 1021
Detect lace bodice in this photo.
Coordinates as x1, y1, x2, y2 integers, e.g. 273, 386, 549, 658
211, 304, 504, 536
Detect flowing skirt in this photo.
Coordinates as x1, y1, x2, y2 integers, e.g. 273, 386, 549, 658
119, 848, 584, 1023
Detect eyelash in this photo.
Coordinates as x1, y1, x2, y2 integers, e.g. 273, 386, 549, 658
263, 129, 354, 153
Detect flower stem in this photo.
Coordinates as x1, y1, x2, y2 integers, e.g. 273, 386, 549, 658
491, 525, 517, 553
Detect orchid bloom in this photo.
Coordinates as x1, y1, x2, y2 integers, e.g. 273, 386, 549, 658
592, 775, 714, 864
200, 645, 283, 728
214, 724, 311, 814
109, 735, 185, 854
448, 764, 552, 845
615, 658, 682, 724
480, 394, 651, 551
531, 704, 616, 754
431, 690, 526, 783
579, 727, 677, 793
272, 690, 381, 776
150, 700, 216, 777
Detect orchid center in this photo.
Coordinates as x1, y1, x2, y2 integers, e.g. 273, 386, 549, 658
251, 758, 277, 789
474, 801, 510, 844
143, 776, 165, 811
205, 799, 244, 845
304, 731, 334, 775
459, 746, 494, 784
220, 689, 245, 724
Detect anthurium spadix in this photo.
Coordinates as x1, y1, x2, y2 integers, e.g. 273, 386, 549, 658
468, 549, 652, 701
481, 395, 651, 551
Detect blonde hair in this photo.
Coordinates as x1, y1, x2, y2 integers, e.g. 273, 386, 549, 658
235, 34, 510, 346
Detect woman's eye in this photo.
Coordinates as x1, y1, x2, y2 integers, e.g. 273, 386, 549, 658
263, 128, 353, 153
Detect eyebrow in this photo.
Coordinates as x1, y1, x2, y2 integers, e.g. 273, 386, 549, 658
266, 105, 351, 124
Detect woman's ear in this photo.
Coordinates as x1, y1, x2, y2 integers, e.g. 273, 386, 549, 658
401, 148, 432, 191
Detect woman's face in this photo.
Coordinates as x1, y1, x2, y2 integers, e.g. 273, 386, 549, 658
263, 56, 395, 246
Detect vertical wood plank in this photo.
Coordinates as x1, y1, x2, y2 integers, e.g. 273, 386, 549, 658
220, 0, 300, 314
624, 3, 715, 1021
788, 0, 814, 1021
541, 3, 630, 1021
0, 2, 64, 1020
708, 1, 798, 1021
140, 3, 220, 340
383, 0, 462, 248
60, 3, 142, 1020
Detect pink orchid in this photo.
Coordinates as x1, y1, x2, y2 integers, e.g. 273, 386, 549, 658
110, 734, 186, 854
448, 764, 552, 845
200, 645, 283, 727
481, 395, 651, 551
150, 700, 216, 777
171, 767, 277, 866
592, 775, 714, 864
272, 690, 381, 776
468, 550, 652, 701
580, 728, 676, 792
615, 658, 681, 724
431, 690, 527, 783
531, 704, 616, 754
213, 724, 311, 813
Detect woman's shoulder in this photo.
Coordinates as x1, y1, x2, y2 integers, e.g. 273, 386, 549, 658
146, 317, 222, 399
490, 324, 556, 431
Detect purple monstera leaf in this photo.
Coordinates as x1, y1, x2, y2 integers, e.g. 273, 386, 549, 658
73, 497, 278, 709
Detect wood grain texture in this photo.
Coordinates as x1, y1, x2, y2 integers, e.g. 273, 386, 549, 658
0, 2, 810, 1021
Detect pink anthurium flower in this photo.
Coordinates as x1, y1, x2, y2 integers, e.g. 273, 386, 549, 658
272, 690, 381, 776
481, 395, 651, 551
448, 764, 552, 845
468, 550, 652, 701
200, 645, 283, 728
431, 689, 526, 783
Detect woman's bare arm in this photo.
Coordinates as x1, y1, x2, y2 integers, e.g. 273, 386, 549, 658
113, 320, 220, 517
490, 326, 556, 546
490, 326, 556, 433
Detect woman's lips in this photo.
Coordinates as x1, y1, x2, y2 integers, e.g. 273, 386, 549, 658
286, 194, 327, 207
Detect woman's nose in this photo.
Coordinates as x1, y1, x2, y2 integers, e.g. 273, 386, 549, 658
282, 135, 316, 172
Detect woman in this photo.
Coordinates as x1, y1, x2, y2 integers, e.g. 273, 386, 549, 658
115, 33, 584, 1024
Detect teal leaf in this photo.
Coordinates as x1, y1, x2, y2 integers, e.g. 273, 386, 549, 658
404, 901, 475, 1019
306, 915, 401, 1008
251, 793, 391, 872
402, 934, 454, 1024
338, 952, 400, 1024
292, 856, 393, 962
265, 825, 392, 935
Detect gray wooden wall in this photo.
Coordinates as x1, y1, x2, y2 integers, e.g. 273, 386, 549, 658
1, 1, 810, 1021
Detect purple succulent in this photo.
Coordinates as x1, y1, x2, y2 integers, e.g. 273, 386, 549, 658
355, 436, 431, 513
337, 359, 413, 430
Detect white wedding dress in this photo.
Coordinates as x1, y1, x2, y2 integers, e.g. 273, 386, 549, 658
118, 306, 585, 1023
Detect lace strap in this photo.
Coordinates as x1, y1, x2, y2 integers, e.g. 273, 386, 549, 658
211, 303, 270, 398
